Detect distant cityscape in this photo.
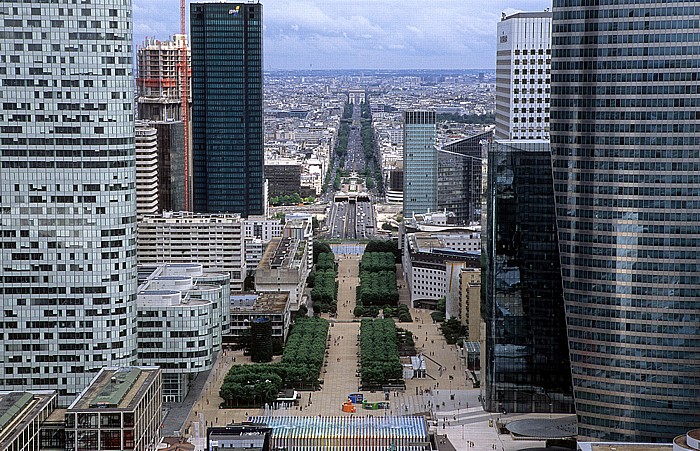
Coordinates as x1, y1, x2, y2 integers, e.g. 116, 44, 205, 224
0, 1, 699, 451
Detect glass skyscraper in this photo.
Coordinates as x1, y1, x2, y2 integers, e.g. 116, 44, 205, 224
438, 131, 492, 225
551, 0, 700, 441
403, 110, 437, 218
482, 140, 573, 415
190, 2, 265, 217
0, 0, 137, 404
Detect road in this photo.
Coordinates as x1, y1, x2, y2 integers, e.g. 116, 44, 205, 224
344, 103, 366, 172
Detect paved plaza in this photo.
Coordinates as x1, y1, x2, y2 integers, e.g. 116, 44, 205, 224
172, 253, 553, 450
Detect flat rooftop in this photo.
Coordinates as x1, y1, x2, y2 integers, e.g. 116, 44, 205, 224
0, 391, 56, 449
68, 367, 160, 411
231, 292, 288, 314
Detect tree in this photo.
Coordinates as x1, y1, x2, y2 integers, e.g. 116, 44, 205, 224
313, 242, 333, 263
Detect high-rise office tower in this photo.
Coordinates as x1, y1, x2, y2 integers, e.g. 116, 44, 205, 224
0, 0, 137, 403
190, 2, 265, 217
438, 130, 492, 225
495, 12, 552, 140
135, 122, 159, 218
136, 35, 190, 212
403, 110, 437, 218
484, 9, 570, 416
551, 1, 700, 441
482, 140, 573, 414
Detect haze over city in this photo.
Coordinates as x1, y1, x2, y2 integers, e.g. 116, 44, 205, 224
133, 0, 552, 69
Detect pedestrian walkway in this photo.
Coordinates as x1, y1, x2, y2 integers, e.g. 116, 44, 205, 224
173, 256, 555, 451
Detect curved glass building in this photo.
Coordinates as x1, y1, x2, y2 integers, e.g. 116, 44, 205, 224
550, 0, 700, 441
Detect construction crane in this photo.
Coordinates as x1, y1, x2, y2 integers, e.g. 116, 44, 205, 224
179, 0, 189, 211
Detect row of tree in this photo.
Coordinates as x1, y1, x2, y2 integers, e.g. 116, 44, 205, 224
360, 252, 396, 273
364, 240, 401, 262
358, 271, 399, 306
384, 304, 413, 323
311, 246, 338, 314
440, 318, 467, 345
269, 193, 315, 206
437, 112, 495, 124
359, 319, 403, 388
219, 317, 329, 407
316, 252, 336, 271
311, 268, 337, 313
359, 102, 383, 192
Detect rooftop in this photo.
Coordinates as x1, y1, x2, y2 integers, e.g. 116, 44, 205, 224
231, 292, 288, 314
0, 391, 56, 449
68, 367, 160, 412
258, 237, 305, 271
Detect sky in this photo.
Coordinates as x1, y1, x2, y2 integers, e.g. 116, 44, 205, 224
133, 0, 552, 70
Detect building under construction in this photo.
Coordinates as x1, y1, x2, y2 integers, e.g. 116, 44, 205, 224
136, 34, 190, 122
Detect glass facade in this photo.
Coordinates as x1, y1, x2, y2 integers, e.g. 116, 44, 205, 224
438, 131, 492, 225
0, 0, 138, 404
190, 2, 264, 217
403, 110, 437, 218
482, 140, 573, 414
551, 0, 700, 441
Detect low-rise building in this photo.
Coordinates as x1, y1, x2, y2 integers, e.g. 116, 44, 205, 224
401, 216, 480, 316
255, 237, 310, 311
227, 292, 290, 345
136, 264, 229, 402
65, 367, 162, 451
138, 212, 246, 291
0, 391, 57, 451
207, 424, 272, 451
460, 268, 481, 340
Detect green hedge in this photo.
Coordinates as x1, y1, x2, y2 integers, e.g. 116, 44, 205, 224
359, 319, 403, 388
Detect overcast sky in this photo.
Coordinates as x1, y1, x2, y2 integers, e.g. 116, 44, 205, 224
133, 0, 552, 70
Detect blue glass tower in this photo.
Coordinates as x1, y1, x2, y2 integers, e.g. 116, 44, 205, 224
403, 110, 437, 218
190, 2, 264, 217
551, 0, 700, 441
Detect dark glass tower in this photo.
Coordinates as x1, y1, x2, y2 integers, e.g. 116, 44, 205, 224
482, 140, 573, 415
551, 1, 700, 441
190, 2, 264, 216
438, 130, 492, 225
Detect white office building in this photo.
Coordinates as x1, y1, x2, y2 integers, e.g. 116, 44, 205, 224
137, 212, 246, 291
136, 264, 228, 402
0, 0, 138, 404
135, 122, 159, 218
495, 11, 552, 140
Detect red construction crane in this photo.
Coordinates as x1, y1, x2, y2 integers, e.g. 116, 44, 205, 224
180, 0, 189, 211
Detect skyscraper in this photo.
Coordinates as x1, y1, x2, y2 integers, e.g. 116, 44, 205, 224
136, 35, 190, 211
438, 130, 492, 225
482, 140, 573, 414
190, 2, 265, 217
551, 1, 700, 441
136, 34, 190, 122
135, 122, 159, 218
403, 110, 437, 218
495, 12, 552, 140
0, 0, 137, 403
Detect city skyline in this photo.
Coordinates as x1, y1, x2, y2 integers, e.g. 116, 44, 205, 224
134, 0, 553, 70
